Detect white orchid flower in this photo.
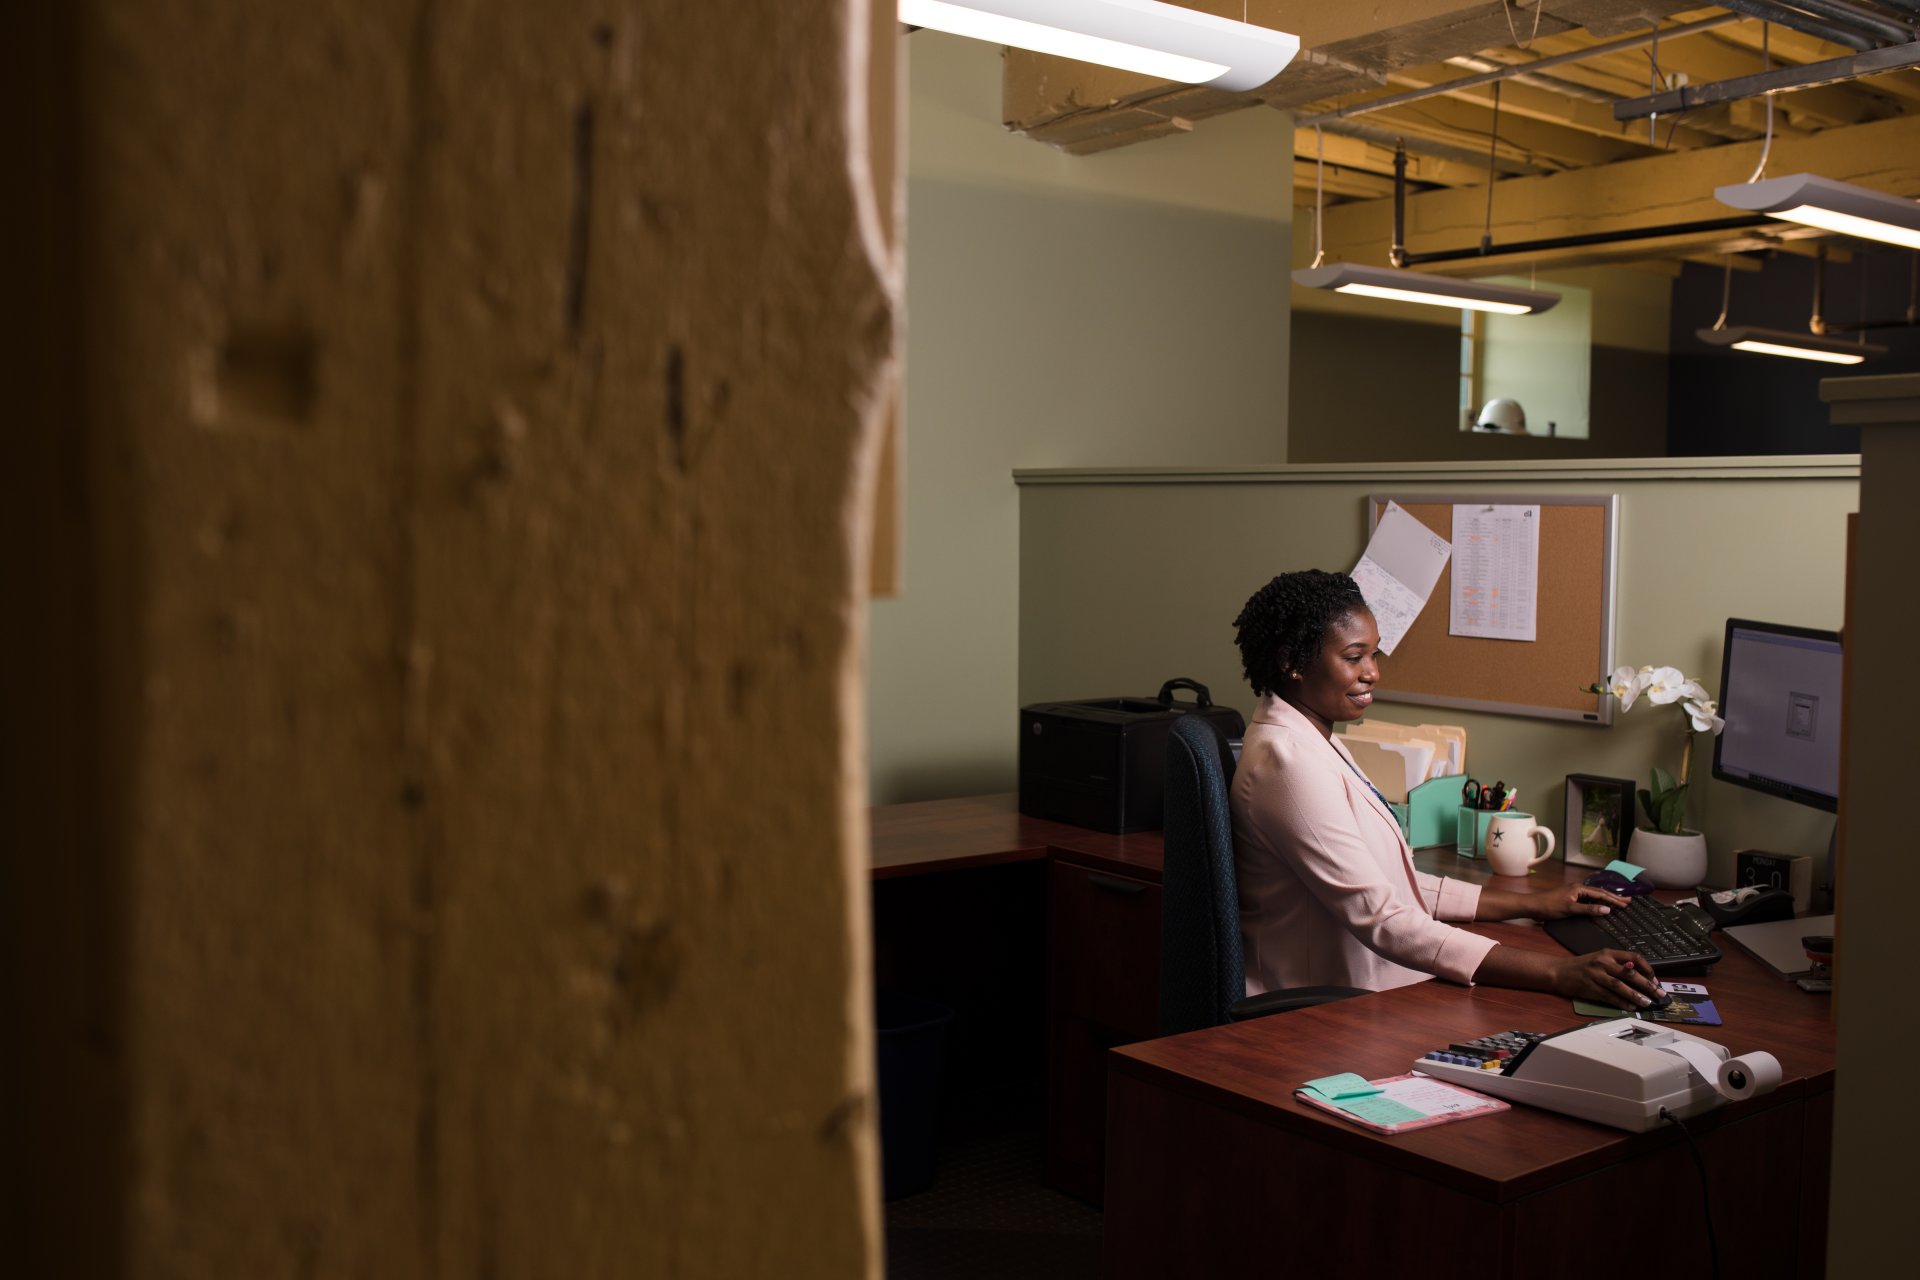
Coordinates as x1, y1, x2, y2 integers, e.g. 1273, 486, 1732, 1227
1683, 698, 1725, 734
1680, 679, 1712, 703
1604, 665, 1643, 710
1641, 666, 1690, 706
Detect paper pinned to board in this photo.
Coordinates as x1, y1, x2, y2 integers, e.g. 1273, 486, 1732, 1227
1449, 503, 1540, 642
1351, 502, 1451, 655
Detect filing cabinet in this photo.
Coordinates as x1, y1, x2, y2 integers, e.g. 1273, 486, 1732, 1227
1044, 853, 1162, 1206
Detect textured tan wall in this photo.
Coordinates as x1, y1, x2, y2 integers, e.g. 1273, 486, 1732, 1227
6, 2, 892, 1277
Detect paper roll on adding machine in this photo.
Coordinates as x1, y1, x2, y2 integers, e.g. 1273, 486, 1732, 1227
1416, 1019, 1782, 1132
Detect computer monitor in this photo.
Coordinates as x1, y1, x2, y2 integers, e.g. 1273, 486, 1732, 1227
1711, 618, 1843, 814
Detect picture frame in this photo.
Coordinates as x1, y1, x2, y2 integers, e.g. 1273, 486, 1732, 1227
1563, 774, 1636, 868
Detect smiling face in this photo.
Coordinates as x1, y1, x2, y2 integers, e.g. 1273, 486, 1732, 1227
1281, 608, 1382, 737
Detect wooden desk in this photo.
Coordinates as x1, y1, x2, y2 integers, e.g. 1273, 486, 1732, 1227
869, 793, 1699, 1210
1103, 916, 1836, 1279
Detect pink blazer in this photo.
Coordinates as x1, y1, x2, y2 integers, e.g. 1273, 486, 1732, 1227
1231, 694, 1496, 994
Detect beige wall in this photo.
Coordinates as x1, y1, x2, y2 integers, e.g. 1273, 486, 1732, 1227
867, 32, 1295, 804
1018, 458, 1857, 889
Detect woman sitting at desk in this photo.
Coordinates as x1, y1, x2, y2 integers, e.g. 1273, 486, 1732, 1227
1230, 570, 1662, 1012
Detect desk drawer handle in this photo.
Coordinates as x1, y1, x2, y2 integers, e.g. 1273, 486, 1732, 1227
1085, 872, 1147, 897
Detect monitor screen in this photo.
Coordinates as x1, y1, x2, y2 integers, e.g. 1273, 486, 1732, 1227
1712, 618, 1843, 813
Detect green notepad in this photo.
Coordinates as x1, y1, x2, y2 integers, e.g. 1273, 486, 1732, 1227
1294, 1072, 1510, 1135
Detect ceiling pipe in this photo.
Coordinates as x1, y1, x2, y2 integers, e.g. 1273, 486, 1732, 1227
1709, 0, 1880, 50
1765, 0, 1916, 45
1398, 216, 1772, 266
1614, 37, 1920, 119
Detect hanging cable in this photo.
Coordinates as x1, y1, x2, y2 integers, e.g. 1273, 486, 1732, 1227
1502, 0, 1544, 52
1310, 125, 1326, 268
1713, 255, 1733, 332
1481, 82, 1502, 255
1746, 25, 1775, 185
1648, 22, 1660, 146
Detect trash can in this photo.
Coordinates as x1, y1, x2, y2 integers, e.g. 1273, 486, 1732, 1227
874, 991, 955, 1200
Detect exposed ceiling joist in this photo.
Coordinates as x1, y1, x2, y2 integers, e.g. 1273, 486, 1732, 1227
1004, 0, 1699, 148
989, 3, 1920, 272
1311, 111, 1920, 273
1375, 63, 1725, 149
1293, 127, 1497, 186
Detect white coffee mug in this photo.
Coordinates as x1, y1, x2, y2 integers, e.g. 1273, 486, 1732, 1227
1483, 812, 1556, 876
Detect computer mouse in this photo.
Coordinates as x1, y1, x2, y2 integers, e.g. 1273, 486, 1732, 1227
1645, 987, 1674, 1011
1583, 869, 1654, 898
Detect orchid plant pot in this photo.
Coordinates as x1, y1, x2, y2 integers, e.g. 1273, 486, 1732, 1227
1629, 828, 1708, 890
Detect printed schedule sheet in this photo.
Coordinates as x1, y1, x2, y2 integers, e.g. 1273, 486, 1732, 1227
1449, 504, 1540, 642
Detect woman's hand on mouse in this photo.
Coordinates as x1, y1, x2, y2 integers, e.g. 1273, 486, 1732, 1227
1551, 949, 1662, 1010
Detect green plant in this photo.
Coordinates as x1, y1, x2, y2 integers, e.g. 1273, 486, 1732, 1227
1639, 765, 1689, 836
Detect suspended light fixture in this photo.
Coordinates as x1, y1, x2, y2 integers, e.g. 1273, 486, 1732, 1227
1694, 251, 1885, 365
898, 1, 1299, 91
1716, 174, 1920, 252
1292, 261, 1560, 315
1291, 122, 1560, 317
1695, 326, 1879, 365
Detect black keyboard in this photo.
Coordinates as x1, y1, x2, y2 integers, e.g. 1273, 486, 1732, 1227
1544, 895, 1723, 976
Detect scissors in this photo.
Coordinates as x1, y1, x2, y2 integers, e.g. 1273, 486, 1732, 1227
1461, 779, 1507, 810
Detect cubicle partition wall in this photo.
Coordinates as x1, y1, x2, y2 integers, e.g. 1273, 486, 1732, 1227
1015, 457, 1858, 890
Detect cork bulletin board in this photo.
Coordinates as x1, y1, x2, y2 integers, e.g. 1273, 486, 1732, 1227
1366, 494, 1619, 724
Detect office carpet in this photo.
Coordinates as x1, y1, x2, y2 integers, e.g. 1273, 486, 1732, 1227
884, 1126, 1102, 1279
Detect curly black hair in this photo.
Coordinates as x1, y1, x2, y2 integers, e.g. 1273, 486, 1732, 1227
1233, 570, 1371, 696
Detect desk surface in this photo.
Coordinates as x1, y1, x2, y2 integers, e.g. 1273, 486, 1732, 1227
869, 792, 1165, 879
1109, 911, 1836, 1204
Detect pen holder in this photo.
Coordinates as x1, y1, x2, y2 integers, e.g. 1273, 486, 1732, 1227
1456, 807, 1501, 860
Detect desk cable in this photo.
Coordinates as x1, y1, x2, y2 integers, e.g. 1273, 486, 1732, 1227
1659, 1107, 1721, 1280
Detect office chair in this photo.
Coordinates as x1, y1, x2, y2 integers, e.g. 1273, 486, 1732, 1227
1159, 714, 1365, 1036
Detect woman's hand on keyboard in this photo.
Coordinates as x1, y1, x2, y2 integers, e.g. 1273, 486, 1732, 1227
1537, 883, 1631, 919
1476, 882, 1629, 922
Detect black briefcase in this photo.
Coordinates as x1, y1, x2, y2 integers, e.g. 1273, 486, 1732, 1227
1018, 678, 1246, 834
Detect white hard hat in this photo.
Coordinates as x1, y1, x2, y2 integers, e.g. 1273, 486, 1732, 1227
1474, 398, 1527, 434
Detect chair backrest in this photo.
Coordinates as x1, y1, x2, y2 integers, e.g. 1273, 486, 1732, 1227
1158, 714, 1246, 1036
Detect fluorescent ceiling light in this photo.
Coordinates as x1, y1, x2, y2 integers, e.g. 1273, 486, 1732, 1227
1716, 174, 1920, 251
1694, 325, 1884, 365
1292, 262, 1561, 316
899, 0, 1299, 91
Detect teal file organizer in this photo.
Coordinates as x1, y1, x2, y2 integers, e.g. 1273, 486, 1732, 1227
1406, 775, 1465, 851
